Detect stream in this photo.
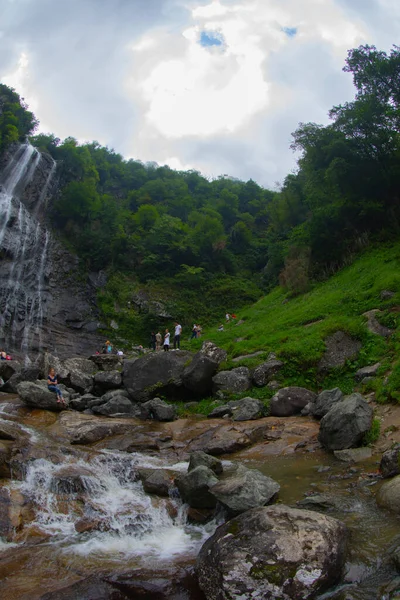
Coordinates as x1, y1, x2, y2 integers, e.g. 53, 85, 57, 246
1, 395, 400, 599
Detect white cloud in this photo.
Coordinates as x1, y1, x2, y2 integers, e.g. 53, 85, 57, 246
1, 0, 399, 186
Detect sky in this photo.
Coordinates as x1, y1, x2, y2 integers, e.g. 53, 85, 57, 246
0, 0, 399, 188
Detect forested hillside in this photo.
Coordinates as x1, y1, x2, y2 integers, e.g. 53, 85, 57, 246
1, 44, 400, 343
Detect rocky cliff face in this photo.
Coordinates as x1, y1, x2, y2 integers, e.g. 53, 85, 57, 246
0, 143, 104, 360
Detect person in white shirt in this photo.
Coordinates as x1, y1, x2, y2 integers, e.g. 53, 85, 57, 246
174, 322, 182, 349
164, 329, 170, 351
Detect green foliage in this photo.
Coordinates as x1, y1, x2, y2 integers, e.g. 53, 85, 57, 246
0, 84, 38, 153
362, 417, 381, 446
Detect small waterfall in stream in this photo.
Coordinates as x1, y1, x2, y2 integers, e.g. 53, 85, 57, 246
9, 452, 213, 562
0, 143, 56, 356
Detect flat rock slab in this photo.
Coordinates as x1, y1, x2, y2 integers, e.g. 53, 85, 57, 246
363, 310, 393, 337
318, 331, 362, 371
334, 447, 372, 463
232, 351, 264, 363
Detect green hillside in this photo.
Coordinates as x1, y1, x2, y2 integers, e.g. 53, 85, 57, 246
193, 242, 400, 404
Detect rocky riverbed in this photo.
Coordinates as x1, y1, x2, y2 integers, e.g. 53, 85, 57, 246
2, 343, 400, 599
1, 388, 400, 600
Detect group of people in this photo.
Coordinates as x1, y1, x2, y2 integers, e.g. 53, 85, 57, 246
150, 322, 182, 352
0, 350, 11, 360
99, 341, 123, 356
190, 324, 202, 339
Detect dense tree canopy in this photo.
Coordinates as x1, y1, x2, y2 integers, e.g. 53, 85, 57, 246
2, 43, 400, 322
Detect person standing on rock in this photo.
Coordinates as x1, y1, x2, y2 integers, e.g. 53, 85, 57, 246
164, 329, 170, 351
47, 367, 66, 405
174, 322, 182, 349
155, 331, 162, 351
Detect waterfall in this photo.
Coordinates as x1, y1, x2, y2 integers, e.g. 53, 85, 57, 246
0, 143, 56, 356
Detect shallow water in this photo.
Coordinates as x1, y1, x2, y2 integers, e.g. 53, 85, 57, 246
1, 398, 400, 599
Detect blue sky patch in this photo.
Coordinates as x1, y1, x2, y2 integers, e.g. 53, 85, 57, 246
282, 26, 298, 38
200, 31, 224, 48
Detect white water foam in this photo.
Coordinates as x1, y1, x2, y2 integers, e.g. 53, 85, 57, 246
14, 451, 214, 562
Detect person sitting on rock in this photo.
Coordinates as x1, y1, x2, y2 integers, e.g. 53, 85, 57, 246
102, 340, 113, 354
47, 368, 66, 405
0, 350, 7, 360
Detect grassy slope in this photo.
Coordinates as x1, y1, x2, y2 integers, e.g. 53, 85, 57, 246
192, 243, 400, 403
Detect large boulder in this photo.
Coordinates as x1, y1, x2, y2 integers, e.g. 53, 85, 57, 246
0, 359, 21, 382
50, 465, 95, 495
16, 381, 69, 411
93, 370, 122, 392
63, 357, 96, 376
208, 397, 265, 421
309, 388, 344, 420
229, 397, 265, 421
183, 342, 227, 396
270, 387, 317, 417
380, 445, 400, 478
123, 351, 193, 402
140, 398, 176, 422
175, 466, 219, 509
212, 367, 251, 395
318, 393, 373, 450
89, 354, 123, 372
376, 476, 400, 513
252, 359, 284, 387
196, 505, 347, 600
210, 465, 280, 516
188, 451, 223, 476
92, 396, 136, 416
140, 469, 173, 497
2, 367, 41, 393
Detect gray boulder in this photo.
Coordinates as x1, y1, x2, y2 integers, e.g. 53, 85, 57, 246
207, 404, 232, 419
2, 367, 41, 393
183, 342, 227, 396
141, 470, 173, 497
318, 393, 373, 450
0, 360, 21, 382
17, 381, 68, 411
334, 448, 372, 463
355, 363, 380, 381
123, 351, 193, 402
377, 475, 400, 513
67, 369, 93, 394
210, 465, 280, 516
212, 367, 251, 395
140, 398, 176, 422
380, 445, 400, 478
175, 466, 219, 509
92, 396, 135, 416
196, 505, 347, 600
63, 357, 96, 376
188, 451, 223, 476
252, 359, 283, 387
69, 395, 93, 412
208, 397, 265, 421
270, 386, 317, 417
229, 396, 265, 421
89, 354, 123, 371
101, 389, 130, 402
93, 370, 122, 391
310, 388, 344, 419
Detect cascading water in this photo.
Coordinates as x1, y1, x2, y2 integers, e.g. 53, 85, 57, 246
0, 143, 56, 356
7, 451, 213, 563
